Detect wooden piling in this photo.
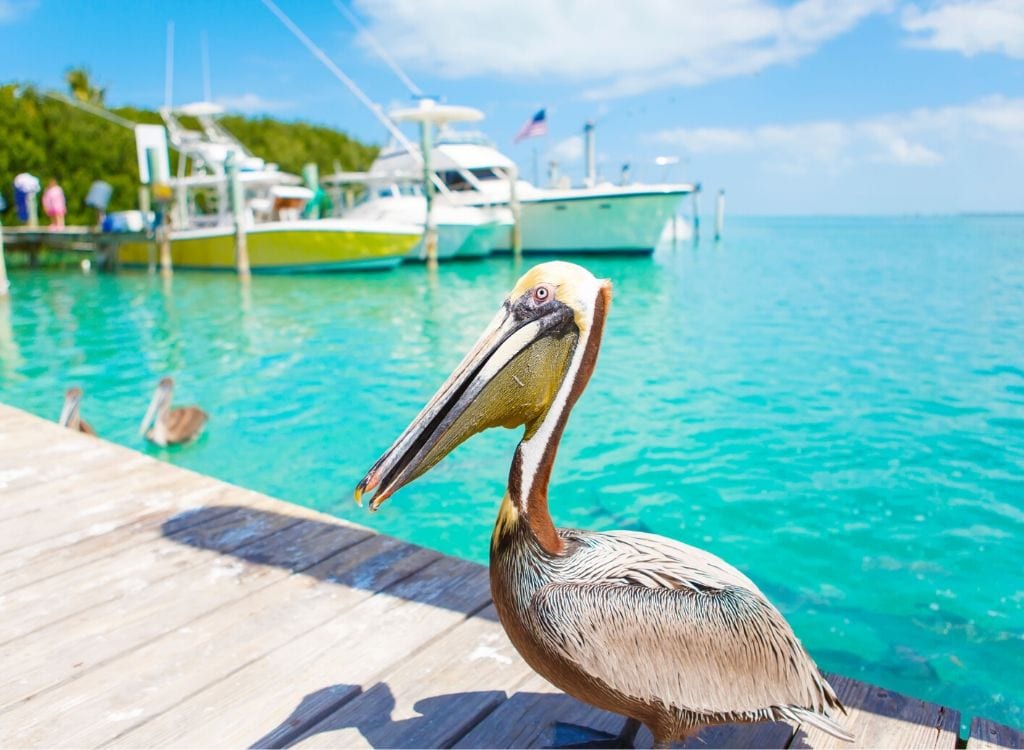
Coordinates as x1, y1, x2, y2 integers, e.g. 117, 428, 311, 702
146, 148, 173, 278
509, 166, 523, 259
419, 118, 438, 269
691, 186, 701, 244
714, 189, 725, 242
0, 219, 9, 297
227, 155, 251, 278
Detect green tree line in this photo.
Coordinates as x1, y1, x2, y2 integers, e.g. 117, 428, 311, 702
0, 75, 378, 226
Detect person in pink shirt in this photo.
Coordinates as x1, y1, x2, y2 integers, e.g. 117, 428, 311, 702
42, 179, 67, 228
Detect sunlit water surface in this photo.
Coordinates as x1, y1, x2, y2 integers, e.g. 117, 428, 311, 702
1, 215, 1021, 732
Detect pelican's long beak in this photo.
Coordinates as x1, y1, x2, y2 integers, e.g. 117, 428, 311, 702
356, 294, 579, 511
139, 384, 167, 436
59, 390, 81, 428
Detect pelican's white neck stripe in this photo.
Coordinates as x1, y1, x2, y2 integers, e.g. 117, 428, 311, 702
516, 277, 602, 507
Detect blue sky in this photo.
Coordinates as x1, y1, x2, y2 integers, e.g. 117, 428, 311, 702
1, 0, 1022, 214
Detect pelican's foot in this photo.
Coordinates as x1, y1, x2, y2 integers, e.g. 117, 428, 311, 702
547, 718, 640, 749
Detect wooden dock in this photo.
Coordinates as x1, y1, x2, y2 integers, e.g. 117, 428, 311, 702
0, 225, 148, 269
1, 402, 1021, 749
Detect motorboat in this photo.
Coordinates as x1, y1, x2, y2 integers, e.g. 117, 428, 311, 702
369, 106, 698, 255
118, 102, 420, 272
325, 172, 506, 262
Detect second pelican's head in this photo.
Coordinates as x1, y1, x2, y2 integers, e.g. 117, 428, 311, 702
139, 376, 174, 436
356, 261, 612, 511
59, 387, 84, 429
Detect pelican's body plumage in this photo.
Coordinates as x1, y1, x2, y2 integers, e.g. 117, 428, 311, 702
357, 262, 852, 747
139, 377, 207, 447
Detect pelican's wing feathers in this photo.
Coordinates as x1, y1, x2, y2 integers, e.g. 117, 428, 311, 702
529, 529, 852, 740
166, 406, 208, 443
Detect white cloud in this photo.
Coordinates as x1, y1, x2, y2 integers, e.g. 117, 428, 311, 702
903, 0, 1024, 58
548, 135, 584, 163
0, 0, 37, 23
647, 95, 1024, 170
215, 93, 295, 113
354, 0, 892, 99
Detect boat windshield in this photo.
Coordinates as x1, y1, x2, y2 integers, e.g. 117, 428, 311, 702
436, 168, 503, 191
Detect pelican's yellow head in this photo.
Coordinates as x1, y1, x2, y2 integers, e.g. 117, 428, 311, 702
356, 261, 612, 511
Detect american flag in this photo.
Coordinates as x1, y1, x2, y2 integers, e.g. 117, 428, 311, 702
513, 108, 548, 143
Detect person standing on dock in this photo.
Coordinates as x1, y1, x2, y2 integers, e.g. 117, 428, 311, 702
42, 179, 67, 229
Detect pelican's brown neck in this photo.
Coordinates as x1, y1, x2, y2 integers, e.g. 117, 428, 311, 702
501, 286, 610, 555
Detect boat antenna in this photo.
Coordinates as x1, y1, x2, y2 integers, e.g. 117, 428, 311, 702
164, 20, 175, 110
331, 0, 423, 97
259, 0, 420, 159
201, 30, 212, 102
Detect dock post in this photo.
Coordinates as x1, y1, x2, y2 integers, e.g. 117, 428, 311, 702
0, 219, 9, 297
26, 192, 39, 229
158, 227, 172, 276
227, 154, 251, 278
509, 166, 522, 259
418, 118, 438, 269
714, 189, 725, 242
691, 185, 701, 244
147, 148, 173, 277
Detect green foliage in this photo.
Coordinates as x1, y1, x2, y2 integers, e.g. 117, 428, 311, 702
65, 67, 106, 106
0, 82, 378, 226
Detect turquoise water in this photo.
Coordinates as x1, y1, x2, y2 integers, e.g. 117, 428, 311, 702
1, 215, 1021, 732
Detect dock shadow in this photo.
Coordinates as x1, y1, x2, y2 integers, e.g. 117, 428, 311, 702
251, 682, 609, 749
160, 505, 498, 621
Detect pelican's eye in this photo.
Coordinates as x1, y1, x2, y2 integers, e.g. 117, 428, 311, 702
533, 284, 554, 304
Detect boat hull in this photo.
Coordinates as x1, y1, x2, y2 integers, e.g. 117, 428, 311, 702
455, 220, 501, 258
116, 221, 419, 273
485, 190, 687, 254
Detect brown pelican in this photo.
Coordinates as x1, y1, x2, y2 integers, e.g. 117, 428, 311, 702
139, 377, 208, 447
58, 387, 96, 435
356, 262, 853, 748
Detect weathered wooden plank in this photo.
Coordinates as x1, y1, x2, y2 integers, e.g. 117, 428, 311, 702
109, 550, 495, 748
0, 507, 325, 709
0, 502, 306, 644
682, 721, 794, 749
289, 602, 533, 750
0, 411, 130, 490
0, 463, 224, 564
0, 485, 234, 592
248, 557, 495, 749
0, 450, 153, 522
455, 670, 629, 750
793, 674, 958, 749
969, 717, 1024, 749
0, 520, 375, 747
0, 457, 230, 556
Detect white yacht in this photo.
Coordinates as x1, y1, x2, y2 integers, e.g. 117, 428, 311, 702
327, 174, 505, 261
369, 122, 697, 255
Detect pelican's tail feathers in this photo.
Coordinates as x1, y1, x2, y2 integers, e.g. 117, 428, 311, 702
777, 706, 855, 743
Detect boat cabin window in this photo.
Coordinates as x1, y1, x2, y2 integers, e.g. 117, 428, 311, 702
437, 170, 472, 191
469, 168, 502, 182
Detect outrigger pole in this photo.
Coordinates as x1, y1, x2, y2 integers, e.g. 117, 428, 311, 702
330, 0, 423, 98
259, 0, 420, 161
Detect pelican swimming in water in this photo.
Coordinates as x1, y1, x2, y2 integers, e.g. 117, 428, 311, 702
356, 262, 853, 748
58, 387, 96, 435
139, 377, 208, 447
